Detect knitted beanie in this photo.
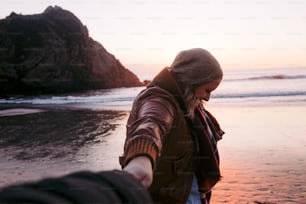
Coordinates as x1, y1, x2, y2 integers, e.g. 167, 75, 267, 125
169, 48, 223, 87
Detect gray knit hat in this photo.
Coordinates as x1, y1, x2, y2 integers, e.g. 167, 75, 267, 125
169, 48, 223, 87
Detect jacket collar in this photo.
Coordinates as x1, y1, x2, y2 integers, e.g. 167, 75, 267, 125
148, 67, 187, 112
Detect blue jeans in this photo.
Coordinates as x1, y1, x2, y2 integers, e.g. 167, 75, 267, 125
186, 176, 201, 204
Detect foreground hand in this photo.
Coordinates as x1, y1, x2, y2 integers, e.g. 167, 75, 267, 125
123, 156, 153, 188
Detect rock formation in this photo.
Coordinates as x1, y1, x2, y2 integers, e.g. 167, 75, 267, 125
0, 6, 142, 95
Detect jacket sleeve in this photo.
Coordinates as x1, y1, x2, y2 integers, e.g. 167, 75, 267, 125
120, 90, 176, 169
0, 170, 153, 204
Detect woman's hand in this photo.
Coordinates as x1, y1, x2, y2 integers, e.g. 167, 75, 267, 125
123, 156, 153, 188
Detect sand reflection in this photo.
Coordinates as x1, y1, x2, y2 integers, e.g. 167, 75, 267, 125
210, 105, 306, 203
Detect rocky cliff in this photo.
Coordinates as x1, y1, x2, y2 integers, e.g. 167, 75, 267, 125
0, 6, 142, 95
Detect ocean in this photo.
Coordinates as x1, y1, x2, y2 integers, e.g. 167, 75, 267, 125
1, 67, 306, 109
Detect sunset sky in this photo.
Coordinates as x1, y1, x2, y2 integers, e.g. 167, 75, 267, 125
1, 0, 306, 80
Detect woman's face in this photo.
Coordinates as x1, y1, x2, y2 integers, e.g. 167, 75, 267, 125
194, 78, 222, 101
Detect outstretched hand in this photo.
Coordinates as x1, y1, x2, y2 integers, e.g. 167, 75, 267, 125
123, 156, 153, 188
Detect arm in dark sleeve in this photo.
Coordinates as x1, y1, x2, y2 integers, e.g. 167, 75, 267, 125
0, 170, 153, 204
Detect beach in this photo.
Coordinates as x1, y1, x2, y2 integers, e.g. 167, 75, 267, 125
210, 104, 306, 203
0, 105, 128, 187
1, 103, 305, 203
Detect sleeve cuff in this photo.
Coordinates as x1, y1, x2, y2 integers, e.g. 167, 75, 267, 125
121, 136, 158, 169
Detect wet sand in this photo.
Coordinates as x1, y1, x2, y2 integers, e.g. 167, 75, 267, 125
0, 105, 128, 188
210, 104, 306, 203
0, 104, 306, 203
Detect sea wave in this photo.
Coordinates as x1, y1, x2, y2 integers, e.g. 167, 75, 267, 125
0, 95, 135, 105
223, 74, 306, 82
248, 74, 306, 80
214, 91, 306, 99
1, 90, 306, 106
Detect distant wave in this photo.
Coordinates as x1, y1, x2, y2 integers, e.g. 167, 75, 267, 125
224, 74, 306, 82
1, 91, 306, 105
248, 74, 306, 80
214, 91, 306, 99
0, 95, 136, 105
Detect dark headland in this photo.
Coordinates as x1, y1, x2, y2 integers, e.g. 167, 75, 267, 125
0, 6, 143, 96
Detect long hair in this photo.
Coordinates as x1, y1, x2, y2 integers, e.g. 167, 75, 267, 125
183, 84, 200, 119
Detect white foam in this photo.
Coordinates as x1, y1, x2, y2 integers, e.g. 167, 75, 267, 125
0, 108, 44, 117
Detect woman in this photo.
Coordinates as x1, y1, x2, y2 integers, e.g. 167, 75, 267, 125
120, 48, 225, 203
